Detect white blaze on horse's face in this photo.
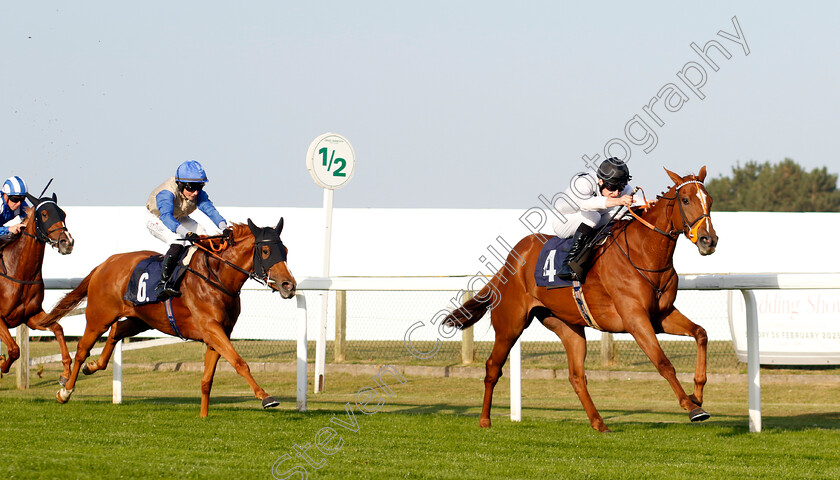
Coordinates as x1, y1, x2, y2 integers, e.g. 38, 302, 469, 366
691, 184, 717, 256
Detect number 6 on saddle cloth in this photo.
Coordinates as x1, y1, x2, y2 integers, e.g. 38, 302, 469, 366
124, 251, 192, 306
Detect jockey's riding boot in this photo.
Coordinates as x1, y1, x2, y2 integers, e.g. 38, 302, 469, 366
155, 244, 185, 301
557, 224, 594, 281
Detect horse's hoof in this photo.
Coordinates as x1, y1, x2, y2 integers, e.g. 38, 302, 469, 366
261, 396, 280, 409
689, 407, 710, 422
82, 363, 94, 375
479, 418, 491, 428
56, 387, 74, 404
58, 375, 69, 387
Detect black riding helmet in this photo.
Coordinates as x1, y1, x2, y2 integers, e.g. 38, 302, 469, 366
597, 157, 632, 190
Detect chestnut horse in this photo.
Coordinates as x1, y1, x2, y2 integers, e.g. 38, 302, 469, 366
43, 218, 296, 416
444, 167, 718, 432
0, 193, 74, 384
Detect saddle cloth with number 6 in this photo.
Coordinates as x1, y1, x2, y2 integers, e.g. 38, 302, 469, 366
122, 252, 190, 306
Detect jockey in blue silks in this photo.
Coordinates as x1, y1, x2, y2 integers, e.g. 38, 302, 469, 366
0, 176, 30, 241
146, 160, 230, 300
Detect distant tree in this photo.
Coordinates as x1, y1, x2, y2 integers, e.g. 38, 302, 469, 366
705, 158, 840, 212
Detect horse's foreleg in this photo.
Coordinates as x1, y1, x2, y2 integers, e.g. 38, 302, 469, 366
542, 317, 611, 432
200, 346, 221, 418
628, 321, 708, 422
0, 321, 20, 374
658, 308, 707, 406
203, 326, 278, 410
27, 310, 72, 385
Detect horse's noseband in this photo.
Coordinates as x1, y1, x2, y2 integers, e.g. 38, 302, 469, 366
656, 180, 711, 244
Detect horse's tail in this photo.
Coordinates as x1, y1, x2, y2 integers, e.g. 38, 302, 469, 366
43, 272, 92, 326
442, 280, 499, 330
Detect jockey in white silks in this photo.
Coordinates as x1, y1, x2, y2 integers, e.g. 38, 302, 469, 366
552, 157, 637, 281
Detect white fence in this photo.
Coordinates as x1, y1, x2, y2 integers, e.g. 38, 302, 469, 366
19, 274, 840, 432
296, 274, 840, 433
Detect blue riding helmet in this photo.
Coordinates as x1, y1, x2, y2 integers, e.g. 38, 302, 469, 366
175, 160, 209, 183
2, 176, 28, 196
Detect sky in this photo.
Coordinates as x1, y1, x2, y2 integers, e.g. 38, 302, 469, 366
1, 1, 838, 209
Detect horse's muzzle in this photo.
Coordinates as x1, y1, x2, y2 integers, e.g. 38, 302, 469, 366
697, 233, 717, 256
58, 233, 74, 255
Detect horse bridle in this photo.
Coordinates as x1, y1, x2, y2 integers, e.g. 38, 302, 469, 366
628, 179, 711, 243
187, 232, 288, 297
605, 178, 711, 298
22, 200, 70, 249
0, 200, 69, 285
659, 180, 712, 244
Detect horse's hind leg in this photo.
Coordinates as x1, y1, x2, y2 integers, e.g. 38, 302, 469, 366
83, 318, 151, 376
202, 323, 278, 412
0, 321, 19, 374
57, 314, 120, 403
542, 316, 611, 432
480, 302, 530, 428
200, 346, 221, 417
27, 310, 73, 385
658, 308, 708, 407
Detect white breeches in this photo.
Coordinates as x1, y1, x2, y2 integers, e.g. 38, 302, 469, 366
145, 211, 207, 246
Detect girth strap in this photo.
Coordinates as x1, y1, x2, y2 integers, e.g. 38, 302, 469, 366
572, 281, 604, 331
164, 298, 185, 340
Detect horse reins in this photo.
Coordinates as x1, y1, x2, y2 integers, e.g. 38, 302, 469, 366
0, 201, 68, 285
598, 178, 709, 298
185, 237, 273, 297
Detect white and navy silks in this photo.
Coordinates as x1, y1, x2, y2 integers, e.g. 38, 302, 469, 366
551, 172, 640, 238
145, 177, 227, 246
0, 198, 29, 240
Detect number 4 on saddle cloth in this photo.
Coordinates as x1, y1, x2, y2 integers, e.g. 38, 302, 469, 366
123, 249, 192, 306
534, 229, 611, 289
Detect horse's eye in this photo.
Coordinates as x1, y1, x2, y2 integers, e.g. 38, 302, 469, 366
682, 197, 690, 205
262, 245, 271, 259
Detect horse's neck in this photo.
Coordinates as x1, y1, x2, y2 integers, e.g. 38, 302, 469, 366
625, 195, 679, 266
3, 222, 45, 278
197, 241, 254, 293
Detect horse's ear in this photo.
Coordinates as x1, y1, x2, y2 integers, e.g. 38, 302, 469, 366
247, 218, 259, 235
664, 167, 683, 186
697, 166, 707, 182
26, 193, 38, 205
276, 217, 284, 235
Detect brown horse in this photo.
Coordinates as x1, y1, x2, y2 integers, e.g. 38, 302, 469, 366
0, 193, 75, 384
42, 218, 296, 416
444, 167, 718, 432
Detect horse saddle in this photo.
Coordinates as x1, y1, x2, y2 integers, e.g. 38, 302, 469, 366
534, 228, 612, 288
123, 249, 191, 306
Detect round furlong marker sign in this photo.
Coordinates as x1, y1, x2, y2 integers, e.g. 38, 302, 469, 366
306, 133, 356, 190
